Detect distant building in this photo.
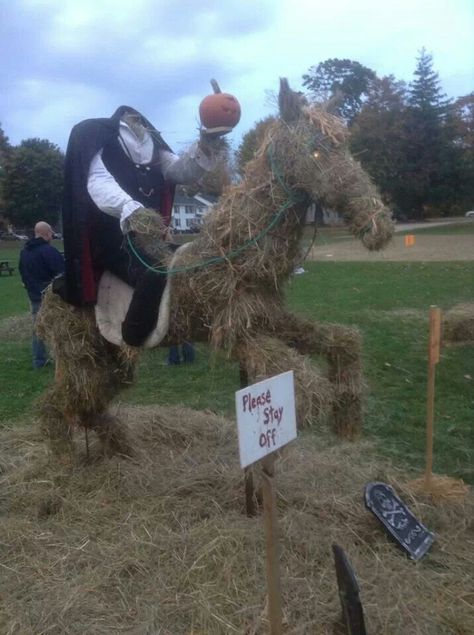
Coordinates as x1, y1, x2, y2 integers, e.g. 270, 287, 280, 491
170, 191, 342, 233
171, 189, 217, 232
305, 202, 343, 226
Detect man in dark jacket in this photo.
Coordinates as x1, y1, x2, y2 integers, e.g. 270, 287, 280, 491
19, 221, 64, 368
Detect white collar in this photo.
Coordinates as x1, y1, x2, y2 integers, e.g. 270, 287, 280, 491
118, 119, 154, 164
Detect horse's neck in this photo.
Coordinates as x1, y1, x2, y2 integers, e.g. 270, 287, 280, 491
239, 167, 306, 253
188, 154, 305, 273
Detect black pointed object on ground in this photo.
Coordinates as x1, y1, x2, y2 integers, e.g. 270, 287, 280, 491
365, 482, 435, 561
332, 544, 367, 635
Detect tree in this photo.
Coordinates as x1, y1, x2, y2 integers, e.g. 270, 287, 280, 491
0, 124, 10, 166
443, 93, 474, 212
235, 116, 275, 176
350, 76, 411, 215
449, 92, 474, 148
0, 124, 12, 221
404, 48, 451, 217
302, 58, 376, 123
349, 51, 472, 219
409, 48, 449, 113
2, 138, 64, 228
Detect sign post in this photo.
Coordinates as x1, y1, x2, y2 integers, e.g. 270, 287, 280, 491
235, 370, 297, 635
261, 454, 283, 634
425, 305, 441, 486
406, 305, 469, 501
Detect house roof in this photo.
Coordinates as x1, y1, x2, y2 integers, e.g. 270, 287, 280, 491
173, 192, 200, 205
173, 190, 217, 206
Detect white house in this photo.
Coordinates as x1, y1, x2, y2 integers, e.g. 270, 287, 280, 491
305, 202, 344, 226
171, 190, 342, 233
171, 190, 217, 232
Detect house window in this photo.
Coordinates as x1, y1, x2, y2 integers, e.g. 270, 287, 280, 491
184, 205, 194, 215
185, 218, 194, 228
174, 218, 181, 228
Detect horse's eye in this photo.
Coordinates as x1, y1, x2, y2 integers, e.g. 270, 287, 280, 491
309, 133, 324, 157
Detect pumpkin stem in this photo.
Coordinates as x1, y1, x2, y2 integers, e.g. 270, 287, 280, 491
210, 79, 222, 94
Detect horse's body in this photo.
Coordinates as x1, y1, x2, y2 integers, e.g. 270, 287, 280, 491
37, 80, 394, 455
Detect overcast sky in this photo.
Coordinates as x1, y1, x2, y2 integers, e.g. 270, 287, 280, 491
1, 0, 473, 153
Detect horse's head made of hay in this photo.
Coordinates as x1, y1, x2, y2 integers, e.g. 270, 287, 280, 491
267, 78, 394, 250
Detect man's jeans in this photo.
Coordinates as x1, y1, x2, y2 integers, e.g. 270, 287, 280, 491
167, 342, 195, 365
31, 300, 48, 368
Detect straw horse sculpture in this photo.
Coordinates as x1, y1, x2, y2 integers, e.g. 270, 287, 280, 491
37, 79, 394, 456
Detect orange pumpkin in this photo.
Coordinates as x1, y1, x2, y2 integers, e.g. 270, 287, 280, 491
199, 92, 241, 130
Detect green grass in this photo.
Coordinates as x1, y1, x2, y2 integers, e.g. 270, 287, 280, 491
0, 242, 30, 317
285, 262, 474, 482
397, 221, 474, 236
1, 241, 473, 483
301, 220, 474, 250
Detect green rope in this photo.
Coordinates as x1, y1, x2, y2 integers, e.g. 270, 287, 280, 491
127, 146, 303, 276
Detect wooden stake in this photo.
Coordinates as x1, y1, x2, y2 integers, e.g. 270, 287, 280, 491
406, 305, 469, 502
239, 364, 258, 517
261, 454, 283, 635
425, 306, 441, 486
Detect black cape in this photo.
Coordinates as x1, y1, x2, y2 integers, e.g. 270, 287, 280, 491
61, 106, 174, 306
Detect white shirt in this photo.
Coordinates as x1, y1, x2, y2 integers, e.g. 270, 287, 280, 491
87, 119, 215, 229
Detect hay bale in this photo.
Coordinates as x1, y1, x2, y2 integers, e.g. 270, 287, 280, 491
443, 303, 474, 346
35, 289, 138, 452
1, 404, 473, 634
36, 289, 137, 411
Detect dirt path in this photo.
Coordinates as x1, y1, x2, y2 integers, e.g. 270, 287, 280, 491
309, 233, 474, 262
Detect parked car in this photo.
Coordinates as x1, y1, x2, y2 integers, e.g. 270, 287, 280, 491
52, 232, 63, 239
0, 232, 22, 241
465, 211, 474, 218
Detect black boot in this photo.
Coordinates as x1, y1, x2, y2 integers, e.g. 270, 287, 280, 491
121, 270, 167, 346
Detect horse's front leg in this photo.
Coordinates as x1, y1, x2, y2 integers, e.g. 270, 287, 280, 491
234, 334, 334, 430
274, 312, 364, 439
234, 333, 333, 515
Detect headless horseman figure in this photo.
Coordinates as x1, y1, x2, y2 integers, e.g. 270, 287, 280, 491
59, 106, 220, 346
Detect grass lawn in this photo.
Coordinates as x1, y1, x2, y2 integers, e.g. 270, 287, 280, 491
398, 220, 474, 235
301, 218, 474, 249
1, 240, 473, 483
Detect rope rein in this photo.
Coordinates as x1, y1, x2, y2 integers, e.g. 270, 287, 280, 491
126, 146, 305, 276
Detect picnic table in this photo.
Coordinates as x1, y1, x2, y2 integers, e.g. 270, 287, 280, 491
0, 260, 15, 276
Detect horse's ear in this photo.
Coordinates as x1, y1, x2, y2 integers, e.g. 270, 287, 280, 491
279, 78, 304, 123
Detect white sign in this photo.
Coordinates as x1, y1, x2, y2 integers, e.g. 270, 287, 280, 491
235, 371, 297, 469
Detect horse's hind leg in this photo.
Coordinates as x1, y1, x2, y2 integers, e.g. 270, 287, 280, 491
38, 366, 74, 457
39, 348, 135, 458
36, 289, 137, 457
71, 342, 136, 457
